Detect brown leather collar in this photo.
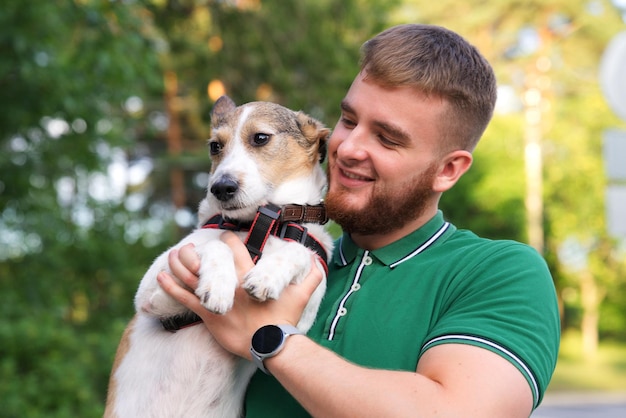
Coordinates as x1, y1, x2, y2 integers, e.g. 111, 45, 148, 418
279, 204, 328, 224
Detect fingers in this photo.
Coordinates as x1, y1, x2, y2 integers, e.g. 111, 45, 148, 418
179, 243, 201, 273
276, 255, 324, 318
220, 231, 255, 278
294, 256, 325, 299
168, 244, 200, 289
305, 257, 325, 290
157, 270, 206, 317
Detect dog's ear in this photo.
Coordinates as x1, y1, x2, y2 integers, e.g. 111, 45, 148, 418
295, 112, 330, 163
317, 136, 328, 163
211, 95, 237, 124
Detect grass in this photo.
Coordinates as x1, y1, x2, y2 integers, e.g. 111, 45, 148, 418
546, 331, 626, 393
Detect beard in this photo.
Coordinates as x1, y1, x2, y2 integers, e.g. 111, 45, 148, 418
325, 162, 438, 236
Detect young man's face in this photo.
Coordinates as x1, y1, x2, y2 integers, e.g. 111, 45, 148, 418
325, 72, 448, 237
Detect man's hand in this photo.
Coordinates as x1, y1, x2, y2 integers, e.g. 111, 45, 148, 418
157, 231, 323, 360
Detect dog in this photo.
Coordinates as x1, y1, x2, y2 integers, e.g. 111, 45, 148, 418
105, 95, 333, 417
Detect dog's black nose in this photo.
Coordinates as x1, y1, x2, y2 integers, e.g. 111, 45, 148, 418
210, 177, 239, 201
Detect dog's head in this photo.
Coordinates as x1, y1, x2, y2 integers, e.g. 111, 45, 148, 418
201, 95, 330, 221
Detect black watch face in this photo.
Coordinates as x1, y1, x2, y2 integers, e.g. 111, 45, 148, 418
252, 325, 284, 354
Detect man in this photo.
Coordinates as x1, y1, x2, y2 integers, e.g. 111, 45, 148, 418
158, 24, 560, 417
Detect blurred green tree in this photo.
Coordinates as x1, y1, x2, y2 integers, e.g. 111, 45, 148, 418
0, 1, 165, 416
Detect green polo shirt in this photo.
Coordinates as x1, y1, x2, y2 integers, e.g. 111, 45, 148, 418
244, 211, 560, 416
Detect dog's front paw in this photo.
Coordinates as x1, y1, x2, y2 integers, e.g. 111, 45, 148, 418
243, 270, 282, 301
195, 240, 239, 314
196, 279, 236, 315
243, 244, 311, 301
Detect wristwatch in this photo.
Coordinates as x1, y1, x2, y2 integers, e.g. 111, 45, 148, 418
250, 324, 303, 375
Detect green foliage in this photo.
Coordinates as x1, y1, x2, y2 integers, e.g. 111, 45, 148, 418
0, 211, 175, 416
1, 0, 163, 232
0, 0, 166, 415
0, 0, 162, 139
549, 331, 626, 392
0, 315, 121, 418
442, 115, 527, 240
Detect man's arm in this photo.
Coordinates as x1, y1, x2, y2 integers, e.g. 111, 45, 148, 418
157, 234, 533, 418
262, 335, 532, 418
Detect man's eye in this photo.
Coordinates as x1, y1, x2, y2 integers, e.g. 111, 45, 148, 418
209, 141, 223, 155
251, 133, 271, 146
341, 117, 356, 128
378, 135, 399, 147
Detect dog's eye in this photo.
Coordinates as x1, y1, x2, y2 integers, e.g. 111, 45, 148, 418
251, 133, 271, 147
209, 141, 223, 155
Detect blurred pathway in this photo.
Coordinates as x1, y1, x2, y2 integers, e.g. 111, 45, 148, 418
532, 392, 626, 418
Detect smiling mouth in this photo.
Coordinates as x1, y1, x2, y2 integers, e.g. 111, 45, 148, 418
341, 168, 372, 182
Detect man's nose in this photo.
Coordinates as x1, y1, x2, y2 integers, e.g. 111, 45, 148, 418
335, 126, 369, 161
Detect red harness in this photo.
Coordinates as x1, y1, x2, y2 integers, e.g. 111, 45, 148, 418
202, 204, 328, 274
161, 204, 328, 332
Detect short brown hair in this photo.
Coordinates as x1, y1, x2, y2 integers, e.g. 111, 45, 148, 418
360, 24, 497, 152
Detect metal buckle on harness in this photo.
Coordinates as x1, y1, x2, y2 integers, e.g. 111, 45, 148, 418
258, 204, 281, 220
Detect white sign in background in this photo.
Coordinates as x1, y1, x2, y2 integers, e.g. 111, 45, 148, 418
606, 185, 626, 238
600, 31, 626, 239
603, 130, 626, 239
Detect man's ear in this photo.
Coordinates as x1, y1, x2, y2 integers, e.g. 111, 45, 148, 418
433, 150, 473, 193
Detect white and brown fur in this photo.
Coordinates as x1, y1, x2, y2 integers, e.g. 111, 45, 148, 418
105, 96, 332, 417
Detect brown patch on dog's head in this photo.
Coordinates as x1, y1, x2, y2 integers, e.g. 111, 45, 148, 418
210, 95, 238, 127
238, 104, 328, 187
209, 95, 329, 176
295, 111, 329, 163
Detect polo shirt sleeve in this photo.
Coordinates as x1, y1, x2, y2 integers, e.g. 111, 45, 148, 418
420, 241, 560, 408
